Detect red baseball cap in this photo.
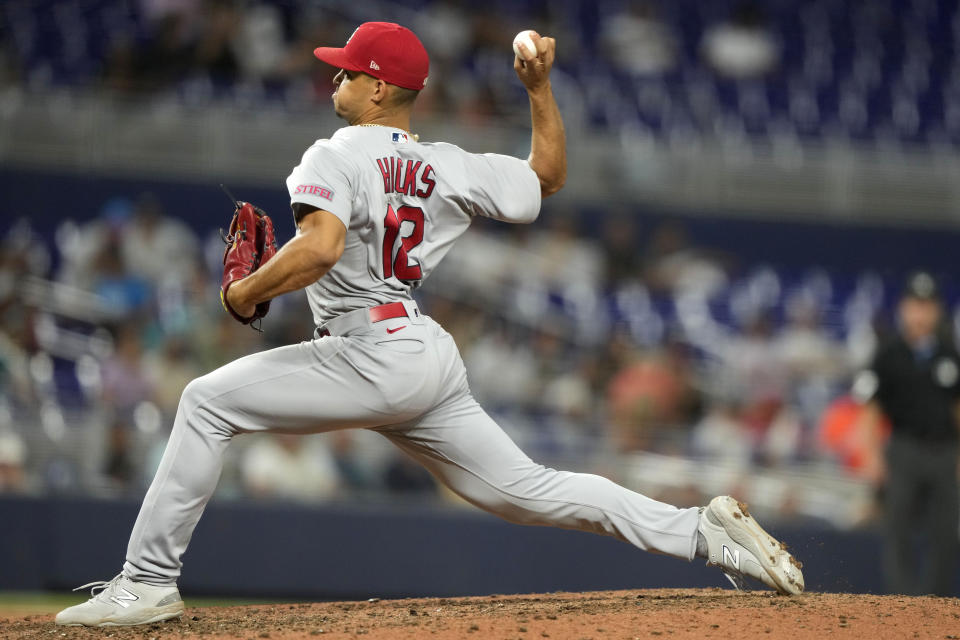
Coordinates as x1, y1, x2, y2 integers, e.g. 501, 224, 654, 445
314, 22, 429, 91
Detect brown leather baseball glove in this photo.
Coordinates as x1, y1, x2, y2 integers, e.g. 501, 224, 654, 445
220, 201, 278, 326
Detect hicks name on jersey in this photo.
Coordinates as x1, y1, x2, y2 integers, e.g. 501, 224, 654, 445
376, 157, 436, 198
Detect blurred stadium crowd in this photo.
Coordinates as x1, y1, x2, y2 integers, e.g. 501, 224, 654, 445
2, 0, 959, 146
0, 190, 930, 527
1, 0, 958, 530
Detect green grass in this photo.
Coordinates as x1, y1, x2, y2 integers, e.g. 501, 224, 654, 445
0, 591, 284, 616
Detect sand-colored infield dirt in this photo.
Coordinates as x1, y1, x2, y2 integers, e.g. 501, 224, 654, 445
4, 589, 959, 639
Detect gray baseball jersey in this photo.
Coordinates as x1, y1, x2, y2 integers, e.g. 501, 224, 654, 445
122, 125, 700, 586
286, 126, 541, 325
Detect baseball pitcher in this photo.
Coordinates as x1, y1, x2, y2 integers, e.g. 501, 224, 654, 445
56, 22, 803, 627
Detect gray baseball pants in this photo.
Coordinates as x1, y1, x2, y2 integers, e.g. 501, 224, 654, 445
123, 302, 700, 584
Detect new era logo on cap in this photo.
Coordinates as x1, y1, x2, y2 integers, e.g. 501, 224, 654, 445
313, 22, 429, 91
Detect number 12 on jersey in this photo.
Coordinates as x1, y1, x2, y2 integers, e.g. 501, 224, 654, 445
382, 204, 425, 281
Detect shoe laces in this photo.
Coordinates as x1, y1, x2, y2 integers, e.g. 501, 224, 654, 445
73, 573, 123, 598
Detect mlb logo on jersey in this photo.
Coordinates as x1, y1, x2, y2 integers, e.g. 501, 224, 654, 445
392, 132, 409, 143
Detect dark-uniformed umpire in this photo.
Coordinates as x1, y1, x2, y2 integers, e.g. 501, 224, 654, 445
853, 271, 960, 596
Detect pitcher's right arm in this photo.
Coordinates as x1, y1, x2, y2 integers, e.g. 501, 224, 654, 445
514, 32, 565, 198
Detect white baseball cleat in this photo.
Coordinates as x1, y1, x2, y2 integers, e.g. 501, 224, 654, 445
698, 496, 805, 595
55, 574, 184, 627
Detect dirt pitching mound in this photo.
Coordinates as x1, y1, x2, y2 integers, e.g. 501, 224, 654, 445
5, 589, 960, 640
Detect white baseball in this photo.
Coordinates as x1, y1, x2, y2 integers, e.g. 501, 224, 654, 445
512, 30, 538, 60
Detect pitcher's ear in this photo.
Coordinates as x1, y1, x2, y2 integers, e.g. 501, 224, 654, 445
371, 78, 389, 104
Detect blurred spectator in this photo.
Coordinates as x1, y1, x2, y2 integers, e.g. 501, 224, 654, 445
105, 0, 258, 92
434, 11, 509, 124
413, 0, 471, 70
818, 394, 890, 475
0, 224, 38, 402
131, 8, 198, 90
777, 292, 842, 382
602, 214, 643, 285
241, 434, 340, 501
194, 0, 242, 83
103, 419, 136, 492
101, 36, 142, 94
56, 198, 132, 289
757, 401, 803, 466
702, 3, 779, 79
279, 16, 355, 103
194, 313, 264, 371
231, 3, 288, 80
691, 399, 751, 467
0, 429, 27, 493
0, 39, 20, 89
0, 222, 50, 406
327, 430, 397, 494
101, 324, 156, 415
56, 199, 152, 316
607, 339, 701, 452
600, 2, 677, 76
0, 302, 41, 405
91, 234, 152, 315
527, 212, 605, 292
144, 334, 204, 416
642, 222, 729, 296
713, 307, 810, 466
431, 224, 525, 304
3, 219, 51, 280
383, 454, 436, 494
722, 312, 787, 409
541, 356, 602, 422
778, 299, 844, 438
0, 329, 32, 405
140, 0, 201, 24
529, 328, 569, 390
121, 193, 200, 286
463, 325, 538, 410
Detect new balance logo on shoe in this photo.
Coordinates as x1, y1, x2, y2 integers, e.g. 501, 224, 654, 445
108, 588, 140, 608
722, 545, 740, 571
56, 574, 183, 626
699, 496, 804, 595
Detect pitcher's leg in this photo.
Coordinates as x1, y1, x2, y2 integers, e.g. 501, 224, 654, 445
379, 397, 700, 560
122, 374, 236, 584
124, 337, 396, 584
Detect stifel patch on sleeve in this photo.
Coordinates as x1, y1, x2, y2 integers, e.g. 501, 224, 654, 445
294, 184, 334, 200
